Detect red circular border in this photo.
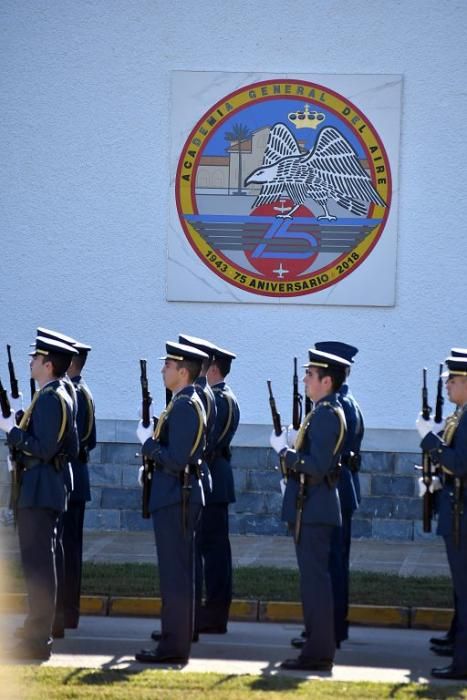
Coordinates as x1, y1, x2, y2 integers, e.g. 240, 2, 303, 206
175, 79, 392, 297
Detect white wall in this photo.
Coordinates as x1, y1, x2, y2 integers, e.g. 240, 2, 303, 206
1, 0, 466, 429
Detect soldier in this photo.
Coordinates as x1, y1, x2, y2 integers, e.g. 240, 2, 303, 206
198, 344, 239, 635
62, 341, 96, 630
291, 341, 364, 651
135, 341, 207, 665
270, 349, 348, 671
417, 353, 467, 680
178, 334, 217, 500
0, 335, 78, 660
316, 342, 363, 646
32, 327, 79, 639
429, 347, 467, 658
149, 333, 217, 645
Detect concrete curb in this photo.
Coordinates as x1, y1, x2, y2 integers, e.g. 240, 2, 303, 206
1, 594, 453, 630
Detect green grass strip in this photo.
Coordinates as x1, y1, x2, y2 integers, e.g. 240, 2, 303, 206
0, 667, 466, 699
3, 561, 454, 608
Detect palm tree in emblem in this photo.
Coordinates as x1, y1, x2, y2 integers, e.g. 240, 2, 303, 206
225, 123, 252, 195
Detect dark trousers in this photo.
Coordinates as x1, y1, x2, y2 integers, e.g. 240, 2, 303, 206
53, 513, 65, 633
17, 507, 59, 649
198, 502, 232, 628
329, 510, 352, 643
153, 502, 201, 659
444, 533, 467, 672
62, 500, 86, 627
296, 522, 335, 662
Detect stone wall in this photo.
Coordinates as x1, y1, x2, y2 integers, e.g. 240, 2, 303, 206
0, 436, 432, 541
83, 444, 429, 540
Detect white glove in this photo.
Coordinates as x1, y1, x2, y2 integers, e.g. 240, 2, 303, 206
9, 392, 23, 413
418, 475, 443, 497
416, 412, 435, 439
433, 418, 446, 434
287, 425, 298, 448
270, 427, 288, 454
138, 465, 144, 487
0, 410, 16, 434
136, 420, 153, 445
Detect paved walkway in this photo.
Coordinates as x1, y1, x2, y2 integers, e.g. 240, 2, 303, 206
0, 613, 458, 685
1, 529, 450, 577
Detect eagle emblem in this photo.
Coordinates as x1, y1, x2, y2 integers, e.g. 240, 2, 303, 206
244, 123, 386, 220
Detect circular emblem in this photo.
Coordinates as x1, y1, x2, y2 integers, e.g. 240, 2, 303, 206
176, 79, 391, 298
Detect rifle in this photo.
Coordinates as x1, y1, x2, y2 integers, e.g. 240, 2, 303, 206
30, 378, 36, 402
295, 473, 306, 544
453, 478, 463, 549
421, 368, 433, 532
6, 345, 24, 423
0, 378, 19, 525
267, 380, 287, 478
140, 359, 155, 519
7, 345, 19, 400
0, 378, 11, 420
434, 363, 444, 425
292, 357, 302, 431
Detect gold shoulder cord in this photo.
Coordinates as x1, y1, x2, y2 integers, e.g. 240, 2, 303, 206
153, 399, 173, 440
189, 396, 205, 457
294, 403, 346, 455
18, 391, 41, 431
294, 409, 314, 451
443, 407, 466, 447
152, 395, 205, 457
77, 384, 95, 442
443, 414, 459, 447
217, 391, 233, 444
19, 386, 68, 443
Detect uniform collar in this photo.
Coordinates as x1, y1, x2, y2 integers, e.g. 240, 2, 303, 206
315, 392, 338, 407
173, 384, 195, 398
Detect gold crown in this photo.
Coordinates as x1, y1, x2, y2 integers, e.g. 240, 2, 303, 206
288, 104, 325, 130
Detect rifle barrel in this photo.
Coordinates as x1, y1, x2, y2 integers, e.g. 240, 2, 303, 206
6, 345, 20, 399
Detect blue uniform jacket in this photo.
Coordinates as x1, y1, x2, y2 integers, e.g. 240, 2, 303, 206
422, 405, 467, 537
281, 393, 346, 527
142, 385, 206, 513
69, 375, 96, 502
7, 379, 78, 512
338, 383, 365, 509
194, 375, 217, 495
205, 381, 240, 505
